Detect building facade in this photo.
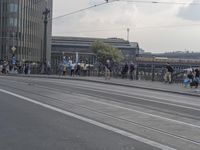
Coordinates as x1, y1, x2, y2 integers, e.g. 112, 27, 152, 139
0, 0, 52, 64
51, 36, 139, 71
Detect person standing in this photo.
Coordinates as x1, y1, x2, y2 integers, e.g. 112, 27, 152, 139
83, 62, 87, 76
70, 62, 75, 77
129, 62, 135, 80
121, 62, 129, 79
194, 68, 200, 87
105, 59, 111, 80
47, 61, 51, 75
75, 62, 81, 76
164, 62, 174, 83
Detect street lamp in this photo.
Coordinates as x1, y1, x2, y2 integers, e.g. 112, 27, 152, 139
42, 7, 50, 74
11, 46, 16, 54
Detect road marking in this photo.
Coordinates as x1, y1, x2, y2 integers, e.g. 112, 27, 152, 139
74, 93, 200, 129
1, 76, 200, 110
0, 89, 176, 150
16, 77, 200, 129
0, 78, 200, 129
38, 78, 200, 111
2, 77, 199, 129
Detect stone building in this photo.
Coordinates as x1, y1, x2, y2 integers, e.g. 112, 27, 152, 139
0, 0, 52, 64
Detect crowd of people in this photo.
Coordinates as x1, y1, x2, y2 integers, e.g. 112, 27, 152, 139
104, 60, 135, 80
58, 57, 86, 77
0, 60, 32, 75
1, 57, 200, 89
104, 60, 200, 88
183, 68, 200, 88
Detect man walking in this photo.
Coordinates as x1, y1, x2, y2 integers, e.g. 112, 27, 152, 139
164, 62, 174, 83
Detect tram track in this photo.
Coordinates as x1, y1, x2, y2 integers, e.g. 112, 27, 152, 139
0, 77, 200, 148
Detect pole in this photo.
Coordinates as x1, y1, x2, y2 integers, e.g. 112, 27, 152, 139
42, 8, 50, 74
127, 28, 130, 41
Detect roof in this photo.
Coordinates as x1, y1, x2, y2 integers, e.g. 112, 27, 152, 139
52, 36, 139, 49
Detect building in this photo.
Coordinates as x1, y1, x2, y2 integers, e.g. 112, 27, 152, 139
51, 36, 139, 71
0, 0, 52, 64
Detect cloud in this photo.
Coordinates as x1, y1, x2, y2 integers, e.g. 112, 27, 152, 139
178, 0, 200, 21
52, 0, 200, 52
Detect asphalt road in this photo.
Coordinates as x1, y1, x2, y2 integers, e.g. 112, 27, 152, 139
0, 76, 200, 150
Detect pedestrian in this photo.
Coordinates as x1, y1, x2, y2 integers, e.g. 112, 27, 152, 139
70, 62, 75, 77
46, 61, 51, 75
105, 59, 111, 80
28, 63, 31, 74
63, 64, 67, 76
121, 62, 128, 79
0, 63, 2, 74
83, 62, 87, 76
195, 68, 200, 82
164, 62, 174, 83
194, 68, 200, 88
129, 62, 135, 80
25, 63, 29, 74
58, 62, 63, 76
2, 60, 8, 74
75, 62, 81, 76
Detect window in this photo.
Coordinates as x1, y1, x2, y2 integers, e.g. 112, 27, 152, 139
8, 3, 18, 13
8, 18, 18, 27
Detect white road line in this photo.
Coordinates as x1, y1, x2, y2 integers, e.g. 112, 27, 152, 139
16, 78, 200, 129
0, 89, 176, 150
74, 93, 200, 129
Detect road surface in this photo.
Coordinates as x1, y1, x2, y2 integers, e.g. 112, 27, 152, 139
0, 76, 199, 150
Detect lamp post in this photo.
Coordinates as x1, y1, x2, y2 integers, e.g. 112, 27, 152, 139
42, 7, 50, 74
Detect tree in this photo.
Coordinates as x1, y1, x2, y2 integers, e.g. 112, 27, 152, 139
91, 40, 124, 64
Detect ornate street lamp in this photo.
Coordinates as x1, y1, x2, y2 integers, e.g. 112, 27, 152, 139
11, 46, 16, 54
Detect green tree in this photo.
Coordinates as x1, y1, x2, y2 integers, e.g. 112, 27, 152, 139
91, 40, 124, 64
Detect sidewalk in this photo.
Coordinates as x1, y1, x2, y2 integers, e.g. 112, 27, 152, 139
6, 74, 200, 97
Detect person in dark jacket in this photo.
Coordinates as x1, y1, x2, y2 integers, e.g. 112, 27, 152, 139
129, 62, 135, 80
121, 62, 129, 79
75, 62, 81, 76
164, 63, 174, 83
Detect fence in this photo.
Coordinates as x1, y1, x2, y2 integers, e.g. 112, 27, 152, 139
50, 63, 185, 83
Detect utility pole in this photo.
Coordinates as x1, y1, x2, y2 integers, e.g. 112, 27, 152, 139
127, 28, 130, 41
42, 7, 50, 73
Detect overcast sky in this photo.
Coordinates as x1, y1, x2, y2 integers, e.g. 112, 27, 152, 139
52, 0, 200, 53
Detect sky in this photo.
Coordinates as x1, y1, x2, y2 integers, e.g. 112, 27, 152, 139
52, 0, 200, 53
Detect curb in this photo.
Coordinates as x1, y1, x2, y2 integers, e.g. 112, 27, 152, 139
5, 74, 200, 97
